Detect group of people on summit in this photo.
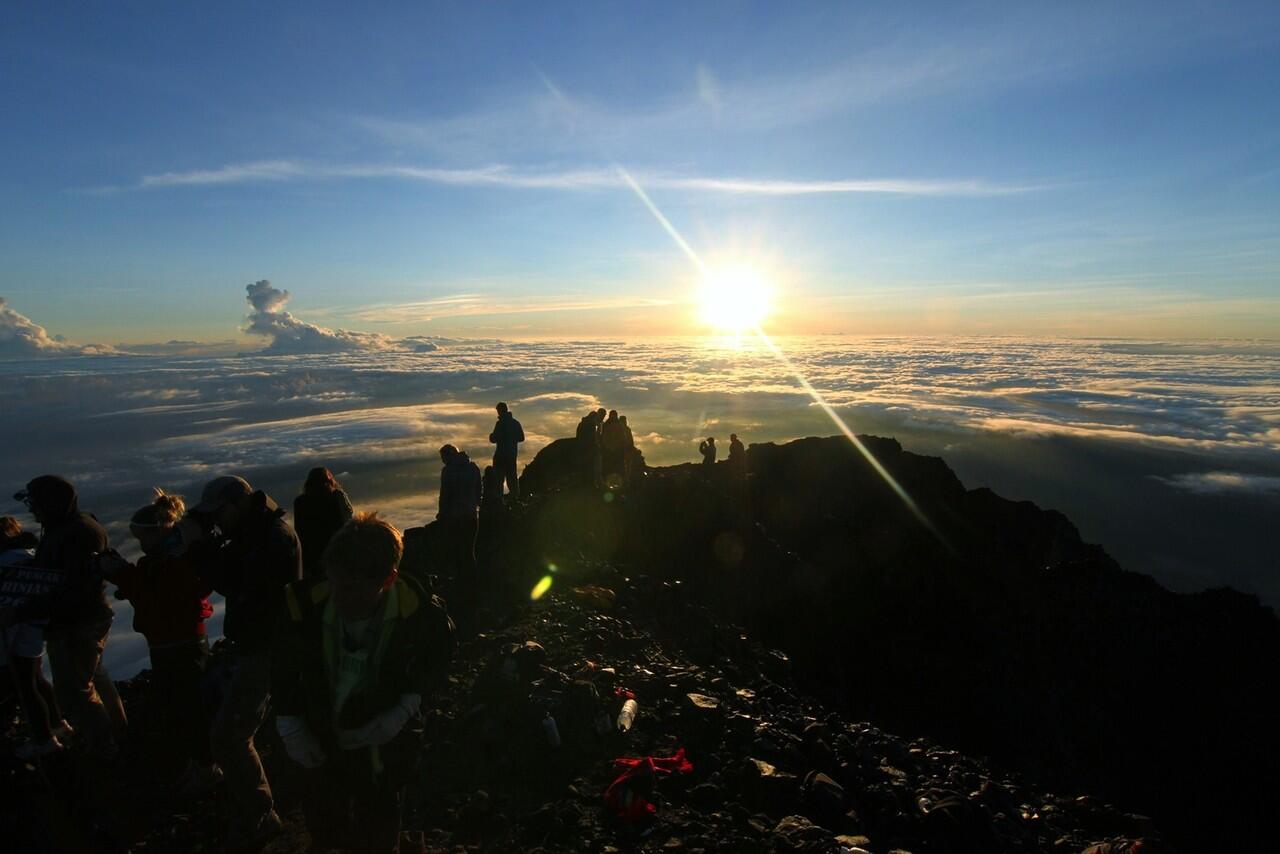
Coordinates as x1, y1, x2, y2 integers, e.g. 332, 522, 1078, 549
575, 407, 641, 487
0, 399, 747, 852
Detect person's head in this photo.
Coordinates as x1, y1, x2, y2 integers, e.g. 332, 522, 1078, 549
192, 475, 254, 535
730, 433, 738, 442
608, 409, 618, 420
620, 415, 628, 425
14, 475, 78, 525
496, 401, 508, 415
0, 516, 24, 549
439, 443, 459, 464
303, 466, 342, 496
707, 436, 716, 444
596, 407, 606, 420
130, 489, 186, 555
323, 512, 402, 619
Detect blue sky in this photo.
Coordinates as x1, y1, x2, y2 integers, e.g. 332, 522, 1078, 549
2, 1, 1278, 345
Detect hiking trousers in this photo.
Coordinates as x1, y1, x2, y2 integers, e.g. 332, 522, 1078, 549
301, 760, 405, 853
210, 650, 274, 830
493, 454, 519, 498
45, 614, 126, 754
150, 637, 213, 767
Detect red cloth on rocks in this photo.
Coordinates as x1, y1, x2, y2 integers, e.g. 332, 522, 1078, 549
603, 748, 693, 823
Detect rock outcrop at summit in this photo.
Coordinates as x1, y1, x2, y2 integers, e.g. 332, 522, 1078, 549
513, 434, 1280, 852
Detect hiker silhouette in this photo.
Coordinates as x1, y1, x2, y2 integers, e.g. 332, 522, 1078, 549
488, 402, 525, 499
699, 437, 717, 469
292, 467, 354, 580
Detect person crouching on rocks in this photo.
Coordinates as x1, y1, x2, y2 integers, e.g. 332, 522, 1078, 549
273, 513, 454, 853
100, 489, 218, 793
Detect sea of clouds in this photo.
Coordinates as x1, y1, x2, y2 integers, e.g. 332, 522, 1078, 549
3, 288, 1278, 676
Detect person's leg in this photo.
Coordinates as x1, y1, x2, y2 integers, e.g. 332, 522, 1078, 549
45, 619, 116, 755
92, 656, 127, 741
301, 765, 352, 850
9, 655, 55, 741
209, 651, 275, 836
502, 457, 519, 498
151, 640, 212, 775
351, 780, 405, 854
182, 638, 214, 766
33, 659, 62, 725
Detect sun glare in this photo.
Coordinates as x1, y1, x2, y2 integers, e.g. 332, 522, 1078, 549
698, 265, 774, 332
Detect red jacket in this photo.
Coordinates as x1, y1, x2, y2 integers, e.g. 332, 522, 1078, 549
113, 553, 213, 646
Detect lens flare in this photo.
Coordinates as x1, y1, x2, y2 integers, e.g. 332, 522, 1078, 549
616, 166, 948, 548
531, 575, 554, 601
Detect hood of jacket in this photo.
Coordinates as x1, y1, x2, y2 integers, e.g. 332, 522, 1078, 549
24, 475, 79, 523
445, 451, 473, 467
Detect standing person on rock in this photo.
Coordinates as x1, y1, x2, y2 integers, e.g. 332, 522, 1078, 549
487, 402, 525, 499
436, 445, 482, 614
293, 467, 354, 580
600, 410, 624, 481
575, 410, 603, 488
619, 415, 638, 481
182, 475, 301, 851
699, 437, 717, 472
6, 476, 126, 760
101, 489, 218, 793
728, 433, 746, 478
273, 513, 454, 853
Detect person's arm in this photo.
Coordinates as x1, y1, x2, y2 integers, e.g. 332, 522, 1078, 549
272, 583, 327, 767
187, 536, 237, 597
489, 421, 498, 444
108, 560, 142, 600
437, 468, 453, 520
515, 419, 525, 444
337, 490, 354, 523
271, 584, 308, 718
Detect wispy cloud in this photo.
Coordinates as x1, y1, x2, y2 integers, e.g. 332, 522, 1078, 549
140, 160, 304, 187
1156, 471, 1280, 495
346, 293, 677, 324
126, 160, 1033, 197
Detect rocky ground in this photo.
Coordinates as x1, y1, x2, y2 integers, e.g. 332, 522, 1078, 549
4, 558, 1159, 853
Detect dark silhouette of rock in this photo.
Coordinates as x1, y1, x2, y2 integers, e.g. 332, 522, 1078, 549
507, 432, 1279, 852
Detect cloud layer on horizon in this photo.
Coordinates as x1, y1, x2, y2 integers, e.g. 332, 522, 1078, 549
0, 297, 117, 359
3, 336, 1278, 609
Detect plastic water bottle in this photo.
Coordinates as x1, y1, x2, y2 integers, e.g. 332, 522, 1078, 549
542, 711, 561, 748
616, 698, 638, 733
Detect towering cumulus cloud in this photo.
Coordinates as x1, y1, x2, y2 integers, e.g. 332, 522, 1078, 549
0, 296, 115, 359
244, 280, 396, 354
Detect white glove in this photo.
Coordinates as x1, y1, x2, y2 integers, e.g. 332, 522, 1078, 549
336, 694, 421, 750
276, 715, 326, 768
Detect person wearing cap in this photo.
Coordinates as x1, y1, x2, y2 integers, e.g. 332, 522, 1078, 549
435, 445, 482, 615
6, 475, 127, 759
487, 401, 525, 499
272, 512, 454, 852
182, 474, 301, 850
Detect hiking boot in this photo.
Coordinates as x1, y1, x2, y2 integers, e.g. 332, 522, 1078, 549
14, 736, 65, 760
223, 808, 284, 853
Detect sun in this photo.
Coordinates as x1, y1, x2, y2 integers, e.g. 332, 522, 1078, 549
697, 265, 774, 332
